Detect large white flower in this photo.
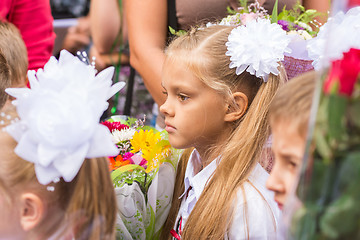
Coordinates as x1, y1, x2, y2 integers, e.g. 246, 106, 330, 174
307, 7, 360, 70
225, 18, 291, 81
5, 50, 125, 185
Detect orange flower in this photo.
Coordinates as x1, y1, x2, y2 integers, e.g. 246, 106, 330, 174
108, 155, 131, 171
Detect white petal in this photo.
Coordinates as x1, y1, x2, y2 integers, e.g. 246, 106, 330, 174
54, 143, 89, 182
5, 87, 30, 99
34, 163, 62, 185
107, 82, 126, 99
87, 125, 119, 158
27, 70, 39, 89
37, 143, 62, 167
14, 132, 39, 164
95, 66, 114, 82
5, 122, 25, 142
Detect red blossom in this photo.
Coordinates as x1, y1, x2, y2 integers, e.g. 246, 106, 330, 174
101, 121, 129, 132
347, 0, 360, 8
324, 48, 360, 96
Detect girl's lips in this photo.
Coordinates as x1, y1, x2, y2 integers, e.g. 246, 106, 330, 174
165, 125, 176, 133
164, 122, 176, 133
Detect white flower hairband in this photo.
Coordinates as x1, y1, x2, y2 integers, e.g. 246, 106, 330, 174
5, 50, 125, 185
225, 18, 291, 82
307, 7, 360, 70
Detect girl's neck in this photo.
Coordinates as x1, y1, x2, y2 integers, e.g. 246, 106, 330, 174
193, 125, 233, 174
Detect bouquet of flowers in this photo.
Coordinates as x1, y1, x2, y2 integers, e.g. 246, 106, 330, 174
101, 116, 182, 240
289, 3, 360, 239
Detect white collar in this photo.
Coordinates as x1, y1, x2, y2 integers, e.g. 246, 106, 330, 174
180, 149, 218, 200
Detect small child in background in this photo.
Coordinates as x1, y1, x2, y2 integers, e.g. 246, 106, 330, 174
160, 19, 291, 239
266, 71, 316, 210
0, 50, 125, 240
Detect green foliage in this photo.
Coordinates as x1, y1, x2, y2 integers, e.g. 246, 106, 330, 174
277, 1, 321, 25
168, 26, 187, 37
270, 0, 279, 23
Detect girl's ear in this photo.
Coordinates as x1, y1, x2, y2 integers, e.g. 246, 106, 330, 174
19, 193, 44, 231
224, 92, 248, 122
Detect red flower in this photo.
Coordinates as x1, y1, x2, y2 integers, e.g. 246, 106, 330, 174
347, 0, 360, 8
324, 48, 360, 96
101, 121, 129, 132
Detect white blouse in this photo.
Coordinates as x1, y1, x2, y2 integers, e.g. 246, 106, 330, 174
173, 149, 281, 239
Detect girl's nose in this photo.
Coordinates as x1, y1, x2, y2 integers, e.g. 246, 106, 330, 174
159, 99, 174, 117
266, 165, 285, 194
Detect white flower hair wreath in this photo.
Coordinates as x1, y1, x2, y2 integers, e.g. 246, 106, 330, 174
5, 50, 125, 185
225, 18, 291, 82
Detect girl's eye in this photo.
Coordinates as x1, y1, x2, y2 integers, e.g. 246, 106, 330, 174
178, 94, 189, 102
287, 159, 298, 170
162, 91, 168, 96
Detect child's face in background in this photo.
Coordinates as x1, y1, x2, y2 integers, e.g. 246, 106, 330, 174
160, 59, 228, 151
266, 119, 305, 210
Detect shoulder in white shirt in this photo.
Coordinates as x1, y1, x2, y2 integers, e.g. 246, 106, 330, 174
226, 164, 281, 239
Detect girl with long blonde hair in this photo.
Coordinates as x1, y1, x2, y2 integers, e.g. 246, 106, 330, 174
160, 20, 290, 239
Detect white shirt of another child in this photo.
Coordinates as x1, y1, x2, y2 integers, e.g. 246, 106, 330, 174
174, 149, 281, 239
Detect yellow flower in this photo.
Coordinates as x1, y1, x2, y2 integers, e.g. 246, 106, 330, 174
145, 145, 171, 173
130, 129, 161, 155
130, 129, 172, 173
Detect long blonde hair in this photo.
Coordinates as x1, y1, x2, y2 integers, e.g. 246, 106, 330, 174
161, 25, 285, 239
0, 115, 117, 240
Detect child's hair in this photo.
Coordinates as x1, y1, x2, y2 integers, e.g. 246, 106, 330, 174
161, 25, 286, 239
0, 114, 117, 240
0, 50, 11, 108
0, 21, 28, 87
269, 70, 317, 138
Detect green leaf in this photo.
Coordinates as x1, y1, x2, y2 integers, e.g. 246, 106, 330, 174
271, 0, 279, 23
226, 5, 237, 15
337, 152, 360, 198
126, 117, 138, 126
298, 4, 305, 12
168, 26, 176, 35
314, 127, 332, 160
239, 0, 248, 9
349, 100, 360, 130
328, 94, 347, 142
145, 205, 156, 240
320, 195, 358, 238
291, 204, 318, 239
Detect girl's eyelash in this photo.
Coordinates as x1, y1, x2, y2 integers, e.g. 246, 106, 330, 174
178, 94, 189, 101
162, 91, 168, 95
287, 159, 298, 168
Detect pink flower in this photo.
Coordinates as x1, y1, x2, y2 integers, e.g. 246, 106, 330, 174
324, 48, 360, 96
122, 152, 134, 160
240, 12, 257, 25
101, 121, 129, 132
